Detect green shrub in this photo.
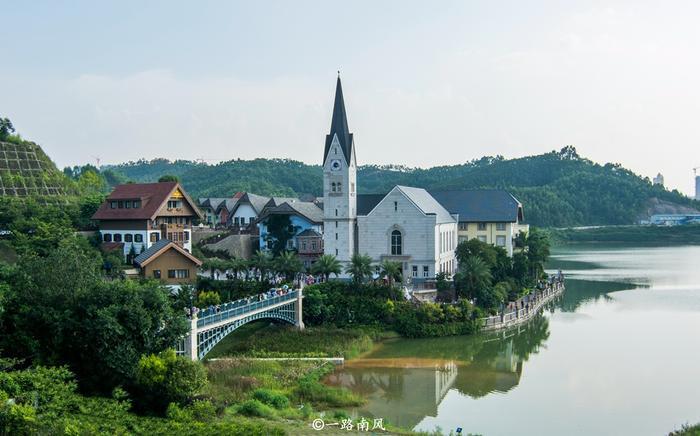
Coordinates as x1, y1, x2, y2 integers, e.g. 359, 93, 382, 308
252, 388, 290, 409
236, 399, 275, 418
197, 290, 221, 307
134, 349, 208, 413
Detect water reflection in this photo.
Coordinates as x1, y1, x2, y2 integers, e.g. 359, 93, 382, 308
326, 316, 550, 429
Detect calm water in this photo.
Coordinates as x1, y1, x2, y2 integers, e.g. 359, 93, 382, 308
326, 245, 700, 435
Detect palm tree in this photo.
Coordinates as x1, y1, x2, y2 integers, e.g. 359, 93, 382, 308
227, 258, 248, 280
275, 251, 303, 282
346, 253, 373, 285
202, 257, 227, 279
379, 259, 402, 288
457, 256, 492, 300
250, 250, 272, 281
311, 254, 342, 281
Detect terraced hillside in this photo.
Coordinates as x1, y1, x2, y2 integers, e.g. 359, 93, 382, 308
0, 140, 71, 197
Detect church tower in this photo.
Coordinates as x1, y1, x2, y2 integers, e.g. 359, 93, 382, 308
323, 76, 357, 267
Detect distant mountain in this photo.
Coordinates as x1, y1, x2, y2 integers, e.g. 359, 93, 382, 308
102, 146, 699, 227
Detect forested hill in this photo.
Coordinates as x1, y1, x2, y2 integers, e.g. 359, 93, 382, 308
101, 146, 699, 227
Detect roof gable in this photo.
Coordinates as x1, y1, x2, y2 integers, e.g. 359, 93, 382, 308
92, 182, 203, 221
134, 239, 202, 267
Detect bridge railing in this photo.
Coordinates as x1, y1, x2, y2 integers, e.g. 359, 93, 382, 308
197, 290, 298, 328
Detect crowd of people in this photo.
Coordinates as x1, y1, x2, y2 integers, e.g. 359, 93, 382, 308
188, 285, 296, 319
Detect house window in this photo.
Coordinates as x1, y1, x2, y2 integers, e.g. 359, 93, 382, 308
167, 200, 181, 209
391, 230, 402, 255
412, 265, 418, 278
150, 233, 159, 243
124, 234, 133, 242
302, 241, 307, 250
103, 233, 112, 242
125, 201, 131, 209
117, 200, 124, 208
184, 231, 190, 241
287, 240, 294, 249
311, 241, 317, 250
423, 266, 429, 277
335, 249, 338, 256
335, 221, 338, 228
113, 234, 122, 242
234, 217, 240, 225
168, 269, 190, 279
478, 235, 487, 242
335, 209, 338, 216
496, 235, 507, 247
459, 222, 468, 230
335, 233, 338, 240
135, 234, 143, 243
394, 201, 398, 211
331, 182, 336, 192
133, 200, 141, 208
110, 201, 117, 209
478, 222, 487, 231
496, 223, 506, 231
337, 182, 342, 192
153, 270, 161, 279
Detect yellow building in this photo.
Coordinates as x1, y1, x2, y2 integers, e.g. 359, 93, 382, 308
431, 190, 529, 256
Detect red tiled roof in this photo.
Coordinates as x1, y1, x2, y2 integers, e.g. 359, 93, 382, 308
92, 182, 202, 221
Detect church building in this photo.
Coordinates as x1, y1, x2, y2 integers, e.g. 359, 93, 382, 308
322, 77, 458, 279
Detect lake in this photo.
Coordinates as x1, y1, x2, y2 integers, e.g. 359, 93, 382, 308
326, 245, 700, 435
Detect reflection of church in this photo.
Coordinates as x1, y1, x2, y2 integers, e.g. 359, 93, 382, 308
326, 316, 549, 429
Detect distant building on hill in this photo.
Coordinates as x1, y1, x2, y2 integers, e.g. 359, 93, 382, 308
653, 173, 664, 186
649, 213, 700, 226
92, 181, 203, 263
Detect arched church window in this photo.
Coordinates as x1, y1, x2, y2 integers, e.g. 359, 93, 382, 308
337, 182, 342, 192
391, 230, 402, 255
331, 182, 336, 192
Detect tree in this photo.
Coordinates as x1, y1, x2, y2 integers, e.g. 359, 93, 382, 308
158, 174, 179, 183
524, 228, 551, 280
250, 250, 272, 281
263, 215, 298, 255
227, 258, 249, 280
346, 253, 373, 285
379, 260, 402, 288
310, 254, 342, 281
275, 251, 303, 282
0, 117, 15, 140
202, 257, 227, 278
454, 256, 492, 301
0, 240, 188, 394
134, 349, 207, 413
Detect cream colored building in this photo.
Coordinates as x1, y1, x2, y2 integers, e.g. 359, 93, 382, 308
430, 190, 529, 257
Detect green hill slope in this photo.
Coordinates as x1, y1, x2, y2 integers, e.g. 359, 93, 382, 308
0, 139, 76, 197
103, 146, 699, 227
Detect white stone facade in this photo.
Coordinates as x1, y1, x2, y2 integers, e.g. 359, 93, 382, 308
323, 134, 357, 267
357, 187, 458, 280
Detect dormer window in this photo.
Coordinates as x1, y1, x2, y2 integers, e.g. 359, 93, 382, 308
110, 201, 118, 209
133, 200, 141, 209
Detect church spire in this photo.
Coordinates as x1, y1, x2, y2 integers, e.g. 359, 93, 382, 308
324, 75, 353, 164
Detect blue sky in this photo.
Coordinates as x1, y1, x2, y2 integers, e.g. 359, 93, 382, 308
2, 1, 699, 195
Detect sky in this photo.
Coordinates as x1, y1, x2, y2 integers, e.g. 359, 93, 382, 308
2, 1, 700, 195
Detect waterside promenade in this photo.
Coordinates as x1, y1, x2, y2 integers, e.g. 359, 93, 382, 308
481, 279, 565, 331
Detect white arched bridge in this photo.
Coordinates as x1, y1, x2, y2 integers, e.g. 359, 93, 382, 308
176, 289, 304, 361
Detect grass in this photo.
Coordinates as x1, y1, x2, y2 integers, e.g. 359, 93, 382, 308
205, 321, 375, 359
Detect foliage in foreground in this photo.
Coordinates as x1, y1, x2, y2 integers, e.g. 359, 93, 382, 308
0, 365, 285, 435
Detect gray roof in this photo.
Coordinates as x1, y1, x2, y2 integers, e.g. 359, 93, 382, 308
297, 228, 322, 238
258, 201, 324, 224
239, 192, 271, 214
134, 238, 171, 266
396, 186, 456, 224
323, 77, 354, 164
430, 190, 523, 223
198, 198, 226, 210
357, 194, 386, 216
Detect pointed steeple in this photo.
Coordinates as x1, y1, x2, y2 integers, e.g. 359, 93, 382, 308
324, 75, 354, 164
